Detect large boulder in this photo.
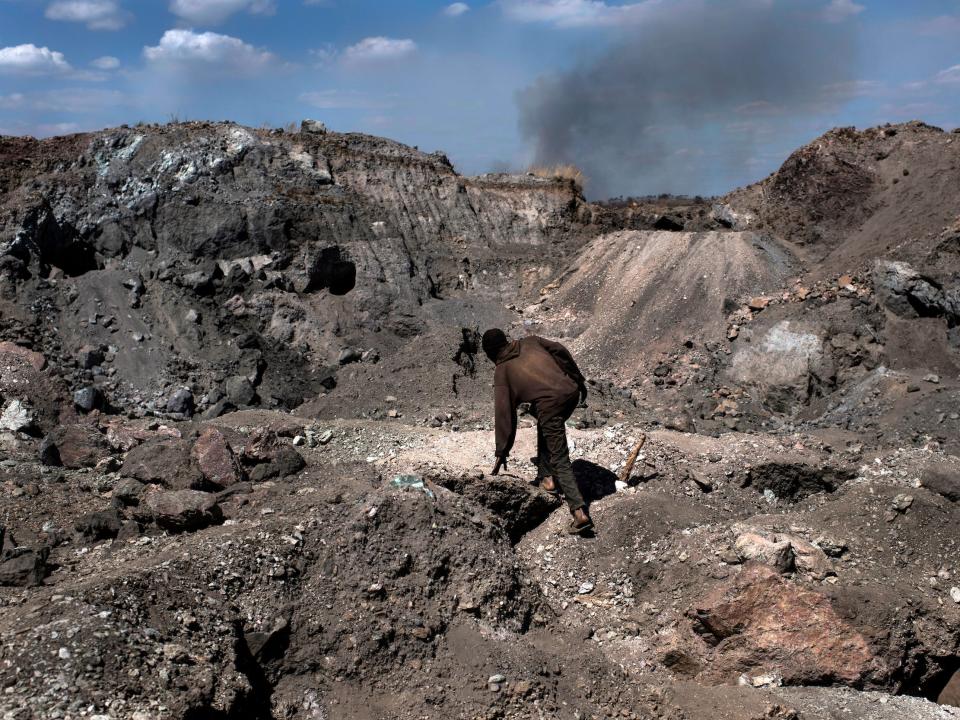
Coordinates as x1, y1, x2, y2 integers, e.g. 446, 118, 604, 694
920, 465, 960, 503
873, 260, 960, 320
223, 376, 256, 406
0, 546, 49, 587
74, 508, 124, 541
191, 427, 244, 488
121, 438, 204, 489
141, 489, 223, 533
734, 531, 794, 574
729, 321, 834, 412
45, 423, 112, 469
688, 564, 881, 687
733, 528, 834, 580
165, 388, 195, 416
941, 670, 960, 708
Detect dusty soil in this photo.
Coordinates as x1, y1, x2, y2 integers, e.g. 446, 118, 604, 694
2, 119, 960, 719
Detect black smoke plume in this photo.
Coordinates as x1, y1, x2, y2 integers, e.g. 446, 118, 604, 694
517, 0, 860, 198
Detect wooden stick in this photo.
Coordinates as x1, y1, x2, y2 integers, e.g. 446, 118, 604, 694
618, 434, 647, 485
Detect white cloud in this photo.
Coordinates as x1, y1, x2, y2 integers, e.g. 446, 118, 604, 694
499, 0, 658, 28
308, 43, 337, 67
45, 0, 129, 30
299, 89, 391, 110
341, 37, 417, 66
935, 64, 960, 85
169, 0, 275, 25
444, 2, 469, 16
0, 44, 72, 75
91, 55, 120, 70
821, 0, 864, 23
144, 29, 276, 72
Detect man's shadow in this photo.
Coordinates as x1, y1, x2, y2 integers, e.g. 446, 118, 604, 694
572, 459, 617, 508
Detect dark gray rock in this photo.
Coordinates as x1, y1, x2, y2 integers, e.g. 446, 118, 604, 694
301, 119, 327, 134
166, 388, 194, 416
39, 434, 61, 466
249, 447, 306, 482
74, 508, 123, 541
200, 399, 235, 420
338, 348, 363, 365
73, 386, 104, 413
873, 260, 960, 320
113, 477, 146, 505
77, 345, 104, 370
0, 546, 49, 587
921, 466, 960, 502
224, 376, 255, 406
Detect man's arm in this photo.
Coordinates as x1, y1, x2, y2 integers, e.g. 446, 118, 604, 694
536, 336, 587, 398
494, 383, 517, 458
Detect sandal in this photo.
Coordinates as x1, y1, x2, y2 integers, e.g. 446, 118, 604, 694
567, 518, 594, 535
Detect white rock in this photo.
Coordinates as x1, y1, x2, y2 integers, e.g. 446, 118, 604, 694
950, 586, 960, 603
735, 531, 794, 574
577, 581, 595, 595
0, 399, 33, 433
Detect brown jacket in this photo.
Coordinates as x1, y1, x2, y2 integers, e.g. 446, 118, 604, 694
493, 336, 585, 457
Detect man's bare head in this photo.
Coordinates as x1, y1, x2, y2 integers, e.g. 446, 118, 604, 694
482, 328, 508, 362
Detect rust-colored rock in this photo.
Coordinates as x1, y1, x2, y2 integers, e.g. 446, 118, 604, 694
191, 426, 244, 488
141, 489, 223, 533
102, 418, 182, 452
0, 341, 47, 372
689, 563, 880, 686
47, 423, 112, 469
121, 438, 204, 490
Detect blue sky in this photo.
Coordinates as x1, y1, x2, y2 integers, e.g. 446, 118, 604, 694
0, 0, 958, 197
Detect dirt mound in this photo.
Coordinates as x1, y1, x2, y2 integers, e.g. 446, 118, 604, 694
724, 122, 960, 272
536, 229, 797, 381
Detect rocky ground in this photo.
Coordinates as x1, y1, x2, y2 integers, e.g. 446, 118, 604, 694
1, 119, 960, 719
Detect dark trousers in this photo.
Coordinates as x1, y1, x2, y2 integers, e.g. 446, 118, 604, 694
535, 392, 585, 513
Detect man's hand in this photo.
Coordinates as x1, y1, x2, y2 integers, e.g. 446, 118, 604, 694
491, 455, 507, 476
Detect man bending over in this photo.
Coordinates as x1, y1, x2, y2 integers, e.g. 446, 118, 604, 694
482, 328, 593, 535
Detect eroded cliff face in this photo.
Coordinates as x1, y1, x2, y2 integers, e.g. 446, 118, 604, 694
0, 121, 592, 414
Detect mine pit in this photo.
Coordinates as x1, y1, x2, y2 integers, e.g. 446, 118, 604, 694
745, 462, 855, 502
